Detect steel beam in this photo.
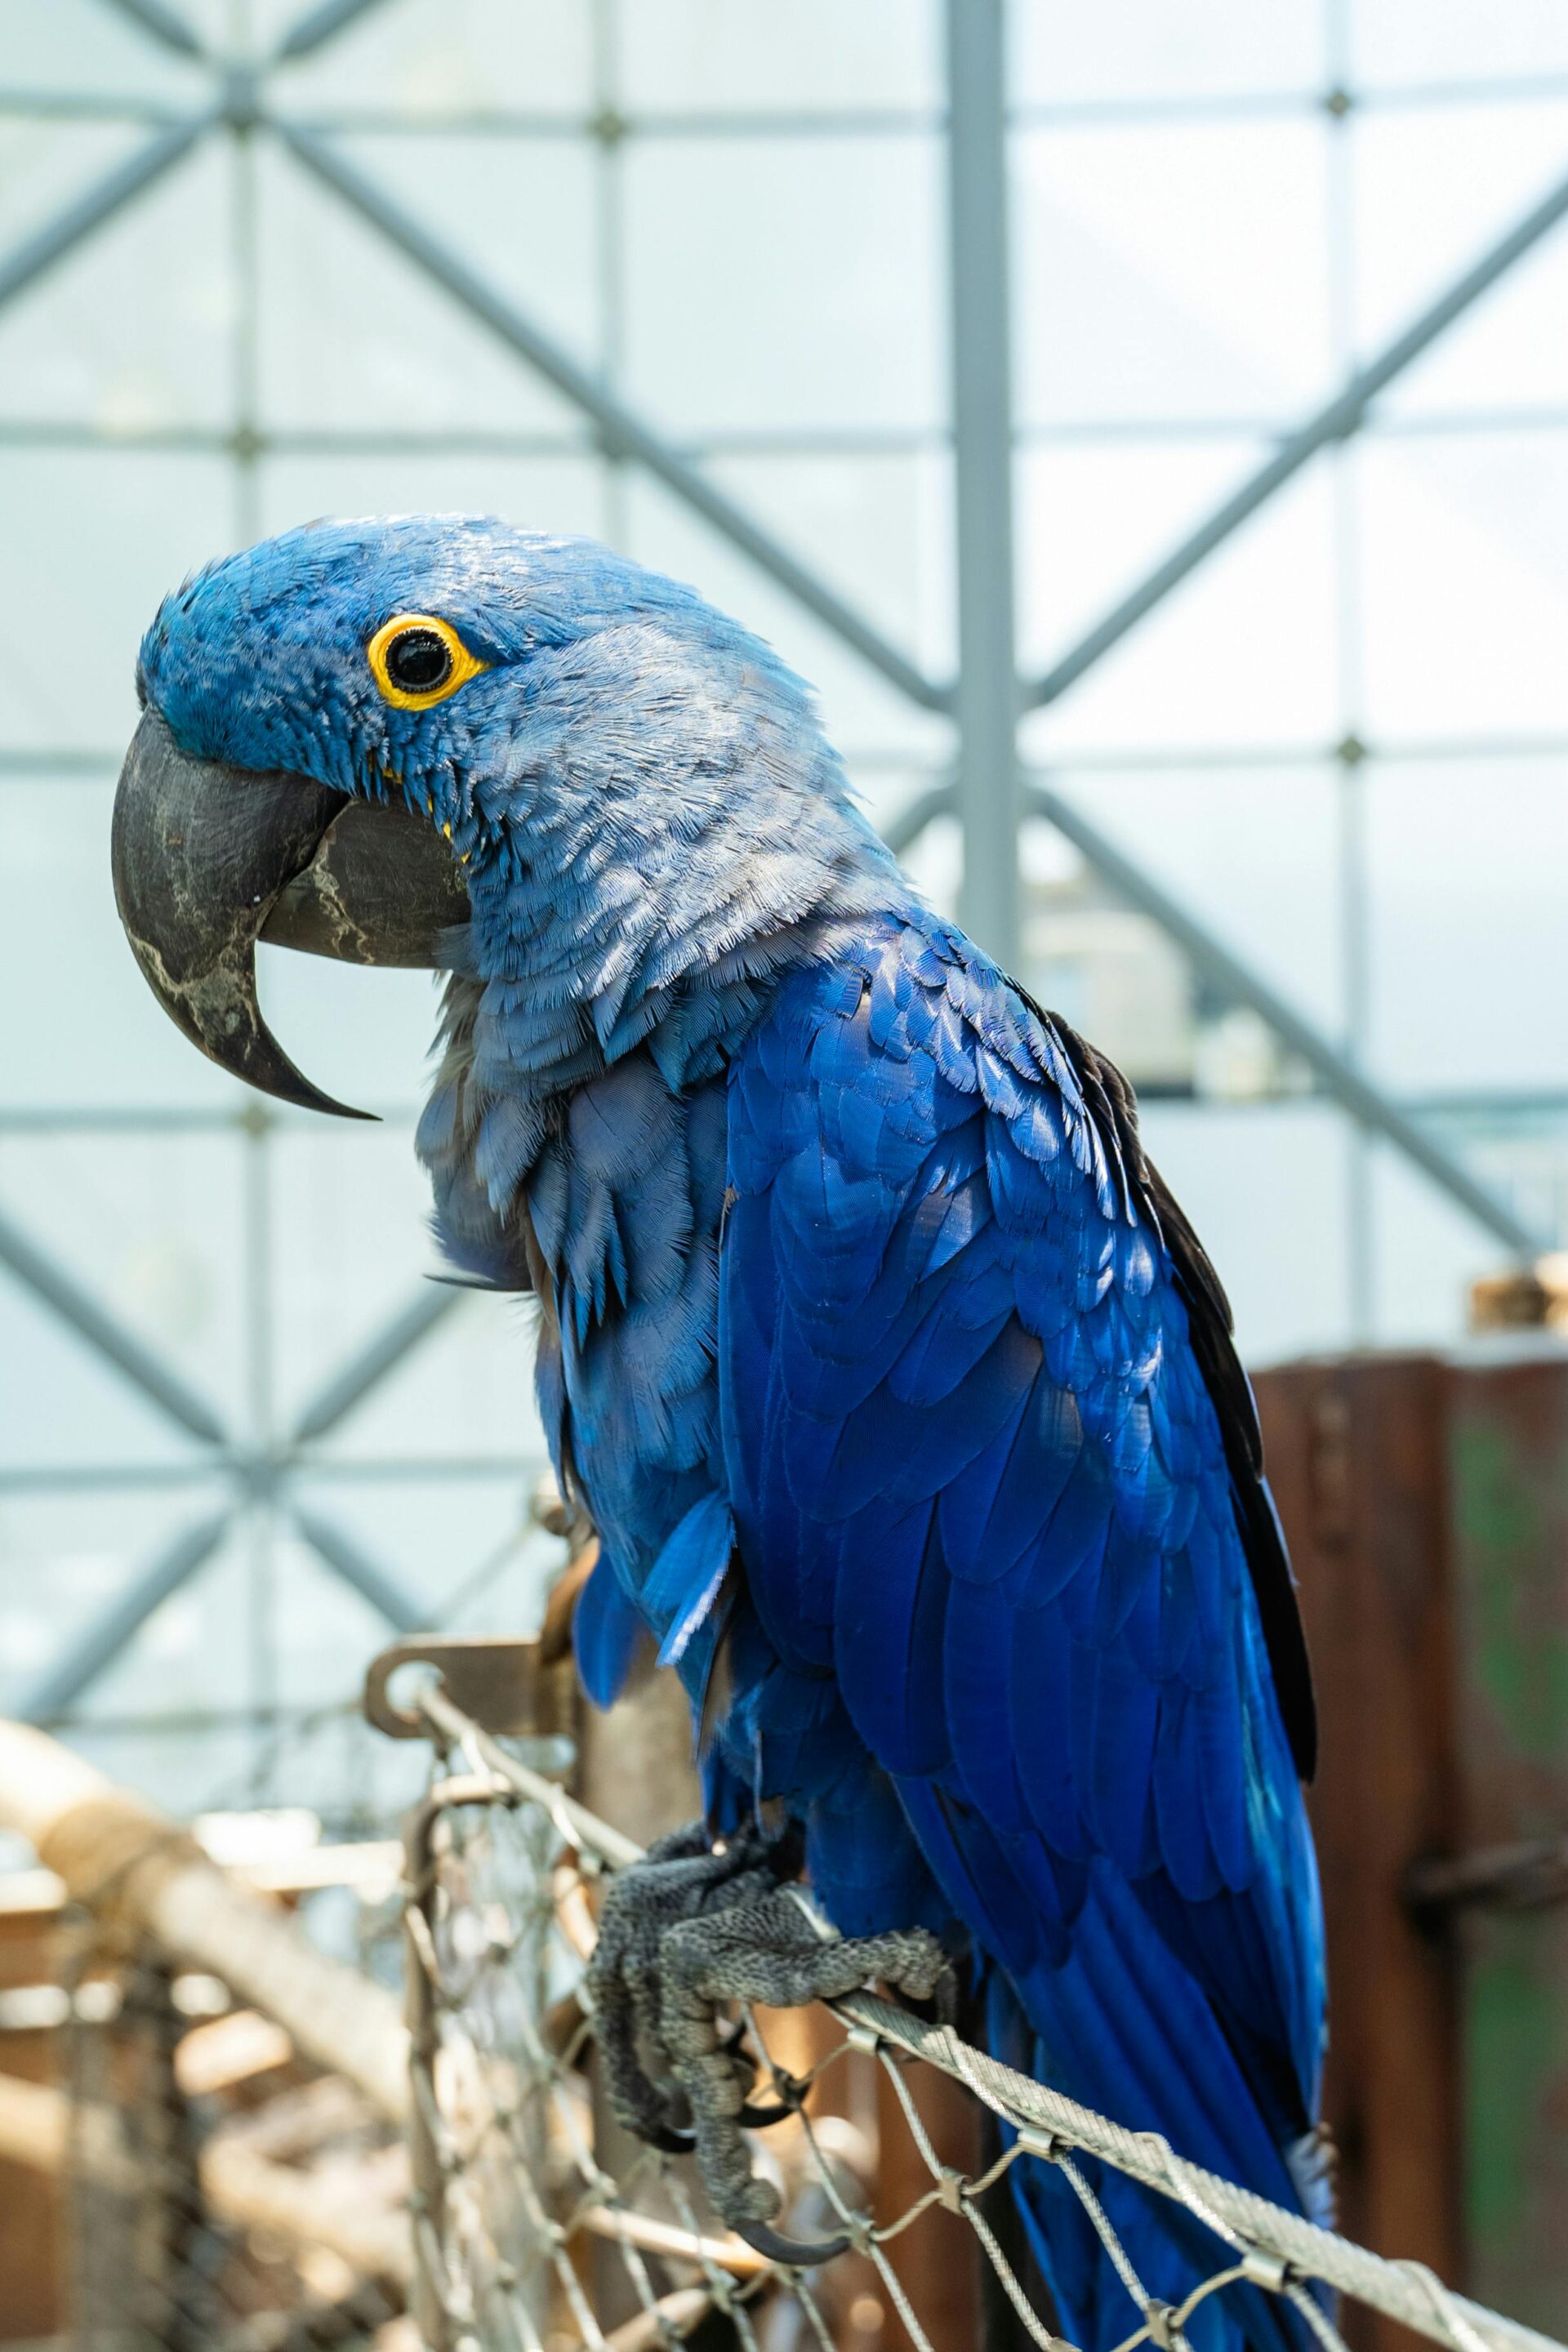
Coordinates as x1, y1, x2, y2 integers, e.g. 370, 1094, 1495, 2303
884, 778, 961, 858
947, 0, 1022, 967
881, 774, 1542, 1255
293, 1508, 426, 1632
289, 1286, 461, 1445
884, 777, 1541, 1254
1022, 777, 1545, 1257
0, 1202, 229, 1444
20, 1509, 232, 1724
1027, 154, 1568, 710
274, 0, 399, 63
0, 92, 197, 127
0, 120, 208, 321
277, 122, 951, 714
99, 0, 204, 56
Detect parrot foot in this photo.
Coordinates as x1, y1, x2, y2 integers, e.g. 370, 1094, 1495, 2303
586, 1819, 948, 2265
586, 1818, 787, 2158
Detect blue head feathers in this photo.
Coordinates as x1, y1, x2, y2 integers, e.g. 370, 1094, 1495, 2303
131, 511, 913, 1265
139, 514, 906, 1015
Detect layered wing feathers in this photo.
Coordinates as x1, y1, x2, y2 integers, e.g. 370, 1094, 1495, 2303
719, 913, 1325, 2163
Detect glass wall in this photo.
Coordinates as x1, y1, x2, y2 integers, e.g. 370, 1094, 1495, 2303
3, 0, 1566, 1806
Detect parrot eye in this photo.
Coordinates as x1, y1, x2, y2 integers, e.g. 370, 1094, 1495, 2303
367, 612, 488, 710
386, 626, 449, 692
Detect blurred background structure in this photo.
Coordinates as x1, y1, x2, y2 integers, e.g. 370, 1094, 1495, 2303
4, 2, 1568, 2337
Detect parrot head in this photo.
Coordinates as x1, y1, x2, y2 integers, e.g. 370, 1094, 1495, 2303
115, 514, 890, 1117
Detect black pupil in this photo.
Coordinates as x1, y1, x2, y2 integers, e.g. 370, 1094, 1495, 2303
386, 626, 452, 693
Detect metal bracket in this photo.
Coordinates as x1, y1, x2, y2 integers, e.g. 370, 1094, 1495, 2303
363, 1635, 573, 1742
1405, 1836, 1568, 1918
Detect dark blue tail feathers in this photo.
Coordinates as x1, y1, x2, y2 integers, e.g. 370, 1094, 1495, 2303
982, 1967, 1325, 2352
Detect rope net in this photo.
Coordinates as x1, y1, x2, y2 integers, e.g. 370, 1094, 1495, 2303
404, 1689, 1566, 2352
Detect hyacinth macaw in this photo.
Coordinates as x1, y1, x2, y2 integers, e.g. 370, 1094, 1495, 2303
114, 517, 1325, 2351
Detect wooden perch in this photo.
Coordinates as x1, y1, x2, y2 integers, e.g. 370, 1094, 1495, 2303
0, 1718, 408, 2126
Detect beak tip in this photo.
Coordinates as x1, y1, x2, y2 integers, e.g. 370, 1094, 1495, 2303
268, 1071, 381, 1124
114, 711, 393, 1125
114, 710, 465, 1125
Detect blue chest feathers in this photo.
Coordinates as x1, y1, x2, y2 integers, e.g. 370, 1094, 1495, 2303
526, 1047, 733, 1597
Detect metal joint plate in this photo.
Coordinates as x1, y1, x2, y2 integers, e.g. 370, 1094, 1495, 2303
363, 1635, 572, 1741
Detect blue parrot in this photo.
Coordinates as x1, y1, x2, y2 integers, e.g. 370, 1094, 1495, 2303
114, 516, 1326, 2352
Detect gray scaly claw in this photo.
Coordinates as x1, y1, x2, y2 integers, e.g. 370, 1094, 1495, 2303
587, 1820, 776, 2154
588, 1822, 948, 2259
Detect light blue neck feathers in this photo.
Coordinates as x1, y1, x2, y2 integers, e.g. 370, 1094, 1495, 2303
416, 601, 913, 1271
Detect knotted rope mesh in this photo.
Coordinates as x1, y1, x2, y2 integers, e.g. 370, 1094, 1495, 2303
403, 1686, 1566, 2352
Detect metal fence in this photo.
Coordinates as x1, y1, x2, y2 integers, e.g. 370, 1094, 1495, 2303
387, 1667, 1568, 2352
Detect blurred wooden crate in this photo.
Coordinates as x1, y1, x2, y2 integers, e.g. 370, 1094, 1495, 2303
0, 1873, 66, 2342
1256, 1346, 1568, 2349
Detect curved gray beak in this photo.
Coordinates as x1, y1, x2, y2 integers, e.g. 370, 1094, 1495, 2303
112, 708, 470, 1120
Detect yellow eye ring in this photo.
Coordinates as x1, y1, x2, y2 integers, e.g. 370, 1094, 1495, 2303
367, 612, 488, 710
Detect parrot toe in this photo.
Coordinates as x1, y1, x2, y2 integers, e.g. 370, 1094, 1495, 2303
586, 1820, 948, 2265
587, 1819, 791, 2158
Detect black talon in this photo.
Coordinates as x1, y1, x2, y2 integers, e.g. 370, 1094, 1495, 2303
735, 2218, 853, 2270
736, 2096, 795, 2130
744, 2053, 808, 2130
641, 2119, 697, 2154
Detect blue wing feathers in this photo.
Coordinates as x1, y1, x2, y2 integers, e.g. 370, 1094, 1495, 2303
1076, 1637, 1161, 1869
642, 1490, 735, 1667
804, 1756, 951, 1938
572, 1549, 647, 1708
832, 1502, 952, 1778
711, 914, 1324, 2352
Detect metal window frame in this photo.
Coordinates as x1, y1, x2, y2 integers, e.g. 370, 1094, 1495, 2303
2, 0, 1562, 1731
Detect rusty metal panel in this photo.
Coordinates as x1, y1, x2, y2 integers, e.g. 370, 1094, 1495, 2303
1446, 1355, 1568, 2337
1255, 1347, 1568, 2341
1254, 1356, 1465, 2352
